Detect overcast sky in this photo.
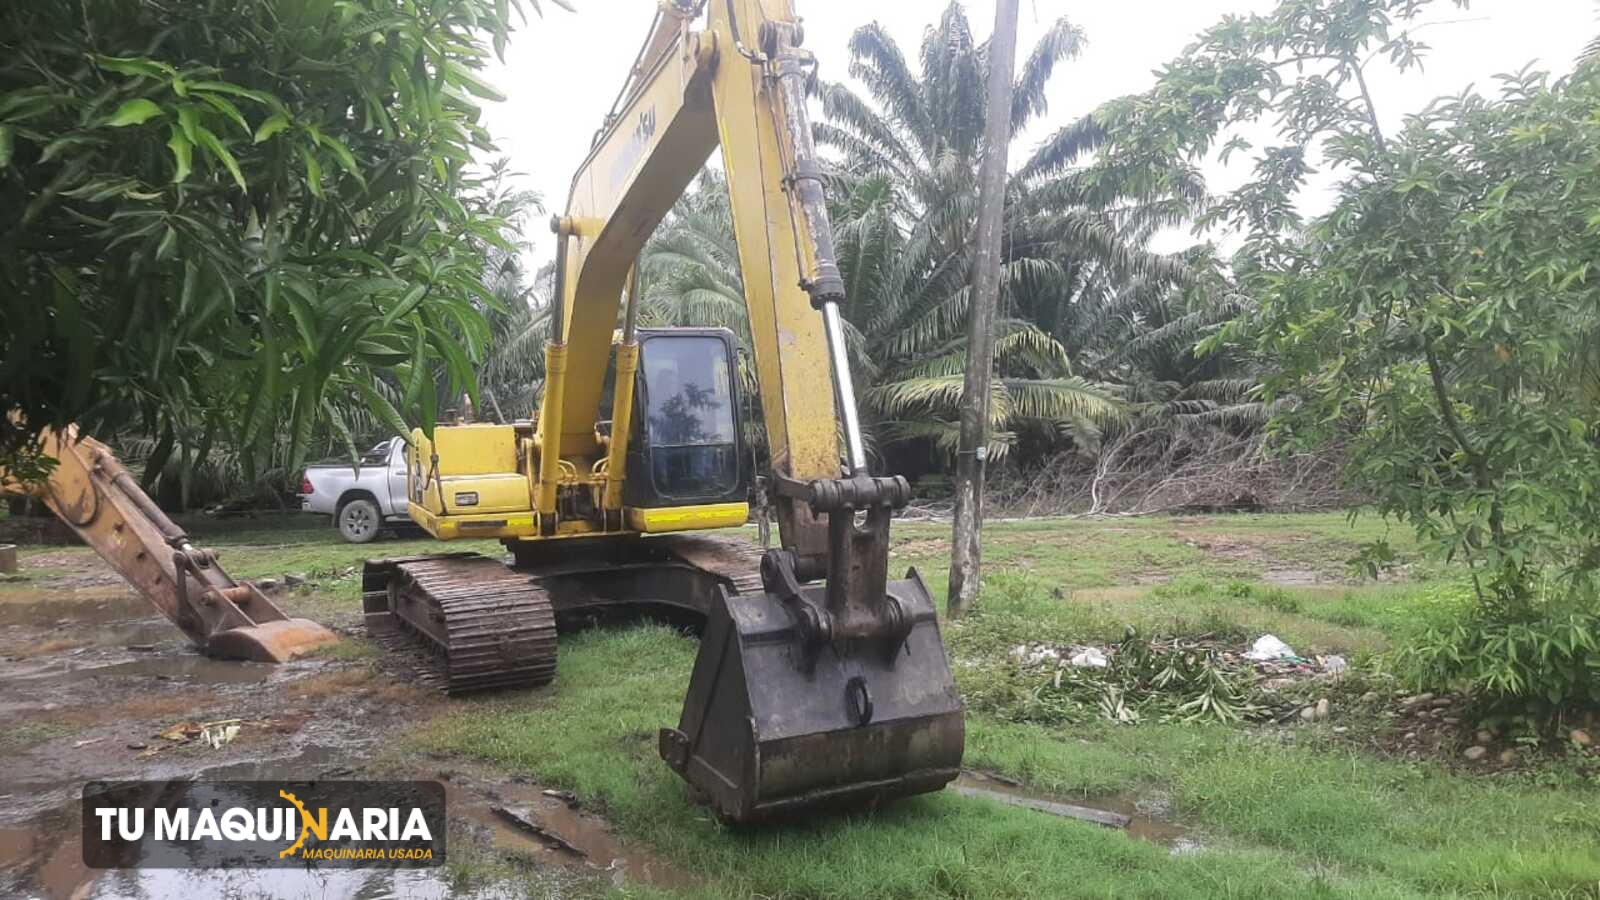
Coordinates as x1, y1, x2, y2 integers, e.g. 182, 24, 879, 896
481, 0, 1594, 264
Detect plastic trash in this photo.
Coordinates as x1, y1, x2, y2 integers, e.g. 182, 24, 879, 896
1013, 644, 1062, 666
1069, 647, 1109, 668
1243, 634, 1296, 661
200, 722, 240, 749
1322, 654, 1348, 676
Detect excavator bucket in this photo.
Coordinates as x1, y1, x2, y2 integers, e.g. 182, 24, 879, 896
205, 617, 340, 663
659, 477, 964, 822
661, 574, 963, 821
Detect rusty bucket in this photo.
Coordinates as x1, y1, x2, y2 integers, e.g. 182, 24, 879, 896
660, 566, 964, 822
206, 617, 340, 663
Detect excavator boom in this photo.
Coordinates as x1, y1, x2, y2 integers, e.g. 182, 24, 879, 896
1, 426, 337, 662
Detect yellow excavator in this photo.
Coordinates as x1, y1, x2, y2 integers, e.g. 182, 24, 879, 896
362, 0, 965, 821
0, 425, 338, 662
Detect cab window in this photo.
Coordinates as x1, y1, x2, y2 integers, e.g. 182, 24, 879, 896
640, 336, 738, 497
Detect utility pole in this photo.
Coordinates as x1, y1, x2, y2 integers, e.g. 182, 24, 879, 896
948, 0, 1019, 618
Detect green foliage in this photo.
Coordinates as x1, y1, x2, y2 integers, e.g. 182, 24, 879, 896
1101, 0, 1600, 604
0, 0, 532, 478
823, 2, 1266, 466
1096, 0, 1452, 257
1090, 0, 1480, 466
477, 259, 551, 423
818, 5, 1170, 462
1390, 584, 1600, 721
411, 617, 1600, 897
644, 5, 1233, 468
1085, 0, 1600, 722
0, 437, 57, 490
949, 578, 1259, 726
1244, 69, 1600, 600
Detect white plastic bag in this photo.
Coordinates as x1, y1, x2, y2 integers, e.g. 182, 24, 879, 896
1069, 647, 1109, 668
1243, 634, 1295, 661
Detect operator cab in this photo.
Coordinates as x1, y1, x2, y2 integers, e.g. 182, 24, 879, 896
619, 328, 748, 510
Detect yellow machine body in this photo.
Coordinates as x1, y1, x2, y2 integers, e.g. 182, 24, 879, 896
406, 418, 749, 540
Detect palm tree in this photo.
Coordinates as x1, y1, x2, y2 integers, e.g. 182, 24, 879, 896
640, 167, 1125, 469
640, 5, 1257, 477
478, 258, 551, 422
638, 170, 751, 341
812, 3, 1213, 465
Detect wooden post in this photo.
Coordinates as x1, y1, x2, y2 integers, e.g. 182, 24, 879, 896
948, 0, 1020, 618
0, 544, 16, 575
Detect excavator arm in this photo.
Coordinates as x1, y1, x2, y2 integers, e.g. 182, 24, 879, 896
544, 0, 869, 560
1, 426, 337, 662
539, 0, 964, 821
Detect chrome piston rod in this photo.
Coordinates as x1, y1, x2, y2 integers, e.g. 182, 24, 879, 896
768, 25, 869, 476
821, 301, 869, 474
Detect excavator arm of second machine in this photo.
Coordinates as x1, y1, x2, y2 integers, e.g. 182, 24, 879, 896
1, 426, 338, 662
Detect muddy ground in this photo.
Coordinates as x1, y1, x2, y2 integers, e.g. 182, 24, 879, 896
0, 556, 688, 900
4, 510, 1469, 898
0, 533, 1223, 900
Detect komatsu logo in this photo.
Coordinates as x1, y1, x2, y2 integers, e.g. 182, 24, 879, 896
82, 780, 446, 868
609, 104, 659, 190
92, 790, 434, 860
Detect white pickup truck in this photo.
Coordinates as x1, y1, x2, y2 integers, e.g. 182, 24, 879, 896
298, 437, 412, 543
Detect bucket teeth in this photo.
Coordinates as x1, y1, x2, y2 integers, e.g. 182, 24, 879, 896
362, 554, 557, 695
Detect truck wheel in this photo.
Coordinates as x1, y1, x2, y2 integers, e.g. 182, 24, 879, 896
337, 497, 382, 544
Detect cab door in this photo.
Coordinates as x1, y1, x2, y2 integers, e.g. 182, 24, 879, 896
623, 329, 748, 509
385, 438, 409, 516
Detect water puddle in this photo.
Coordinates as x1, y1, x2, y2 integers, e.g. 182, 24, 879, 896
1, 812, 513, 900
90, 621, 178, 649
956, 772, 1201, 853
446, 776, 694, 889
0, 744, 691, 899
0, 590, 187, 661
11, 653, 277, 685
0, 590, 149, 626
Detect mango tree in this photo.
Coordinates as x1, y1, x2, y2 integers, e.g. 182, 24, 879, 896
0, 0, 554, 487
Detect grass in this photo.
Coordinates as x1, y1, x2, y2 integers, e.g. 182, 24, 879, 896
890, 512, 1440, 600
414, 626, 1600, 899
9, 510, 1599, 896
0, 720, 73, 752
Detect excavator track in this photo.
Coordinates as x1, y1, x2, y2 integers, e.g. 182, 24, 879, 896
363, 536, 765, 695
362, 554, 556, 695
661, 535, 766, 599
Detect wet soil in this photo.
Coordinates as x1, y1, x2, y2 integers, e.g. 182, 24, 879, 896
0, 555, 689, 899
440, 768, 694, 889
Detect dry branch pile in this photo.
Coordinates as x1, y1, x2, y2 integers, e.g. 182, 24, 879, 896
983, 432, 1351, 518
